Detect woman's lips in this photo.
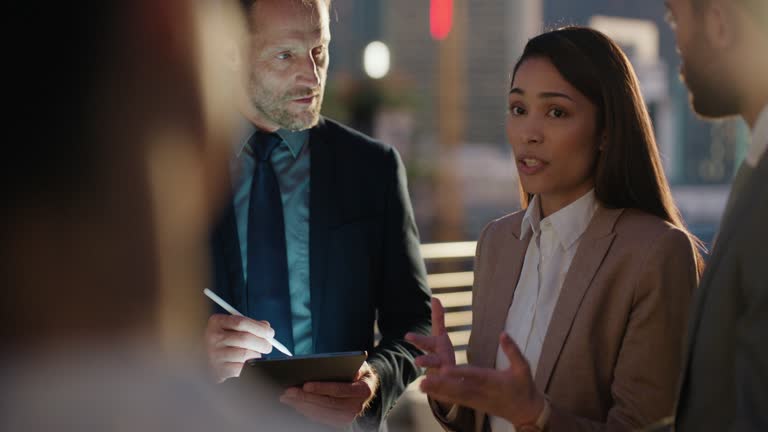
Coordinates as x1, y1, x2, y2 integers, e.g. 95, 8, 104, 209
516, 157, 548, 175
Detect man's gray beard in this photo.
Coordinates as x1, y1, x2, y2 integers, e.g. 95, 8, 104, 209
253, 94, 323, 131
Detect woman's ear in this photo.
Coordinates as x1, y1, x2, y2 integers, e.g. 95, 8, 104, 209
598, 134, 607, 151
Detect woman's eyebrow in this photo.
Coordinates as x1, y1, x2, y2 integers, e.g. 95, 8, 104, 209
509, 87, 573, 101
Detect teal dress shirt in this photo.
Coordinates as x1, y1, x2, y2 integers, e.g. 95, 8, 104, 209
230, 121, 313, 355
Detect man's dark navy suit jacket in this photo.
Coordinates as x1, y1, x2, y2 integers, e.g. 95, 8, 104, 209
210, 117, 432, 426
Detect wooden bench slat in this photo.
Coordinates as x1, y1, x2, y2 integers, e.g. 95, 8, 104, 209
427, 271, 474, 289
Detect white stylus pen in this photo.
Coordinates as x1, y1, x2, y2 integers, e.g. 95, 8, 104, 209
203, 288, 293, 357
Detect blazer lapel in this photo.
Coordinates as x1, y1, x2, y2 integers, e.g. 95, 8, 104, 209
534, 207, 622, 390
475, 221, 531, 369
309, 118, 333, 352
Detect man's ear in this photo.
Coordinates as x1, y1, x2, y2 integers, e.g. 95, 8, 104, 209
706, 0, 740, 50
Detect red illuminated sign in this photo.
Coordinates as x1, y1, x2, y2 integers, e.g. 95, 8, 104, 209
430, 0, 453, 40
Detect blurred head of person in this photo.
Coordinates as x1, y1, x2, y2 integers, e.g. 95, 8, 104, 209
2, 0, 241, 354
0, 3, 325, 431
665, 0, 768, 126
508, 26, 703, 267
235, 0, 331, 132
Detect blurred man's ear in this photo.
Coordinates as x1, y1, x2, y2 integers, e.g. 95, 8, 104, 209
706, 0, 740, 50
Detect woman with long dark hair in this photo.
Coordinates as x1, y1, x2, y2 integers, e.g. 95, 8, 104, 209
407, 26, 702, 431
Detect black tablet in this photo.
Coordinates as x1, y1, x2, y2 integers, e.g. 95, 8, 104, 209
241, 351, 367, 388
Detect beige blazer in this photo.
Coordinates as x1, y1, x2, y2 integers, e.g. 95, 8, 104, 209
432, 207, 699, 432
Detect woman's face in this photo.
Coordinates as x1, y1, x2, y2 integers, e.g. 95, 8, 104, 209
507, 57, 601, 216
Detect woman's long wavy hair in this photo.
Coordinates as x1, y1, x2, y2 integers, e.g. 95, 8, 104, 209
512, 26, 705, 272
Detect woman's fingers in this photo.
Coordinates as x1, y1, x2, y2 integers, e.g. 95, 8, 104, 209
432, 297, 447, 336
405, 332, 437, 352
415, 353, 446, 368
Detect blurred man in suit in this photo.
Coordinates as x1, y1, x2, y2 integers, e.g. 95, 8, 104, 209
665, 0, 768, 430
204, 0, 431, 429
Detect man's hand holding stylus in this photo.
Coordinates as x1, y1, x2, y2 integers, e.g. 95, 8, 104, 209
205, 314, 275, 382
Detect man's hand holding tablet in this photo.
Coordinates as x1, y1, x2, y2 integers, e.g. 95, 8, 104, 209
279, 359, 379, 428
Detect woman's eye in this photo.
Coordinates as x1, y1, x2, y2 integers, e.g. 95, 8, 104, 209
509, 106, 526, 116
548, 108, 566, 118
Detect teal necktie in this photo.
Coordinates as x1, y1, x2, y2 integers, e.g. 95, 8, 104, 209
246, 131, 294, 357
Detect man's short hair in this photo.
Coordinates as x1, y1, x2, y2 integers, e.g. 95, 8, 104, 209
238, 0, 332, 33
239, 0, 331, 15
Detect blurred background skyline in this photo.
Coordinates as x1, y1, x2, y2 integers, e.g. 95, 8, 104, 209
320, 0, 748, 250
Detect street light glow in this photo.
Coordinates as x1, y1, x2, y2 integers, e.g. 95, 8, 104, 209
363, 41, 390, 79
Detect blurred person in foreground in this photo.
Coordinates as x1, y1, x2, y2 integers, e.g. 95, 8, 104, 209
204, 0, 431, 429
664, 0, 768, 430
407, 27, 702, 431
1, 1, 314, 430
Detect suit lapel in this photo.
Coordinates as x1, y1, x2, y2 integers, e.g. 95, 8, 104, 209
475, 222, 531, 369
533, 207, 622, 390
309, 118, 333, 352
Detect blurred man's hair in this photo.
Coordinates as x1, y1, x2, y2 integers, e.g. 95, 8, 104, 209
6, 4, 123, 211
3, 3, 132, 348
3, 1, 207, 348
